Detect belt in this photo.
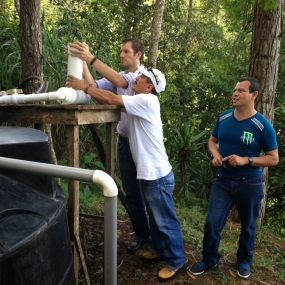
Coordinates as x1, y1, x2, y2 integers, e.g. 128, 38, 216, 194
216, 174, 245, 180
119, 135, 129, 144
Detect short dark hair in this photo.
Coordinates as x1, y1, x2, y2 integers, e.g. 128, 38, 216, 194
122, 38, 144, 63
238, 77, 260, 95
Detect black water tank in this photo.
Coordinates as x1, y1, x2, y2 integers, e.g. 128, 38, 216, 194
0, 127, 75, 285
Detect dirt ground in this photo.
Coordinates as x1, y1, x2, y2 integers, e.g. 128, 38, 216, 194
79, 216, 285, 285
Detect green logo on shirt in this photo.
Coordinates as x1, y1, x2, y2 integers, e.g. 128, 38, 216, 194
243, 131, 253, 144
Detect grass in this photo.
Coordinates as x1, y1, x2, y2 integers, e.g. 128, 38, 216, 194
176, 201, 285, 284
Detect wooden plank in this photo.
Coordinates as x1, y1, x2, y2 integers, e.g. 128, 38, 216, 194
0, 105, 120, 125
77, 109, 121, 125
0, 104, 120, 110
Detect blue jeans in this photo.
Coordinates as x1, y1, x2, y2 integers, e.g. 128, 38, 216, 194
118, 136, 150, 241
202, 174, 263, 267
140, 171, 185, 269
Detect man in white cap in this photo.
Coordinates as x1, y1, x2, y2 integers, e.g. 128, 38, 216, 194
66, 66, 187, 282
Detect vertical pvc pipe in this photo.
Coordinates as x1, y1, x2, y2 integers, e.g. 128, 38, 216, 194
68, 44, 83, 79
104, 196, 117, 285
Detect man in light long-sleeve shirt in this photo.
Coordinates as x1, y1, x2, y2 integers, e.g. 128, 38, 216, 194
68, 39, 151, 253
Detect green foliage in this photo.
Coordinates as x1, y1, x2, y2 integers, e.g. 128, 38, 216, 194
79, 183, 104, 214
174, 119, 206, 150
41, 22, 67, 91
258, 0, 277, 10
176, 199, 206, 245
58, 151, 105, 214
171, 118, 209, 196
189, 159, 215, 200
265, 99, 285, 237
80, 152, 104, 170
0, 14, 21, 90
78, 151, 105, 214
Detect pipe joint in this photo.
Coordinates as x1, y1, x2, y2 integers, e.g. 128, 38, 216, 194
92, 170, 118, 197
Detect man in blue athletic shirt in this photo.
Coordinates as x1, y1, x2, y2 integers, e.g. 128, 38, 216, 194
187, 77, 279, 279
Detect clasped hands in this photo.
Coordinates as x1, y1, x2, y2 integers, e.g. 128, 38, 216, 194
212, 154, 248, 168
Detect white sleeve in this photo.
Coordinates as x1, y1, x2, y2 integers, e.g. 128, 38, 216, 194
122, 94, 151, 118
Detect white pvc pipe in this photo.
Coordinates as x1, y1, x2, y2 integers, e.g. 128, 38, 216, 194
0, 87, 91, 105
0, 91, 65, 104
0, 156, 117, 197
57, 87, 91, 105
68, 44, 83, 79
92, 170, 118, 197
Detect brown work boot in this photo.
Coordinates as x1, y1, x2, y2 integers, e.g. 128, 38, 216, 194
157, 259, 188, 281
141, 252, 164, 263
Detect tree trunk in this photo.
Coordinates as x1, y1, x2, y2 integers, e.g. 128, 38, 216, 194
20, 0, 42, 83
148, 0, 165, 67
248, 0, 283, 225
19, 0, 59, 169
187, 0, 193, 23
14, 0, 20, 16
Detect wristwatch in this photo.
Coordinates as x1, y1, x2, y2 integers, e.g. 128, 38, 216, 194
248, 157, 253, 165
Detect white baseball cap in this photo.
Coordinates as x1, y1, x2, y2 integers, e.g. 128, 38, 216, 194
138, 65, 166, 93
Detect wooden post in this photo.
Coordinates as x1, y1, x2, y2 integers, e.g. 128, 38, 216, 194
67, 125, 80, 284
105, 122, 117, 177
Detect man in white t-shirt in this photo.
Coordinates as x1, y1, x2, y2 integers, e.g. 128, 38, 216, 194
66, 66, 186, 282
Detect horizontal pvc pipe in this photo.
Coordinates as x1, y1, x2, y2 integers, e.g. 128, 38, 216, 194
0, 157, 117, 197
0, 91, 64, 105
22, 92, 66, 102
0, 88, 91, 105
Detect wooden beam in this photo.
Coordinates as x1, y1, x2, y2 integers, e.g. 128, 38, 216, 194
67, 125, 80, 284
105, 122, 117, 178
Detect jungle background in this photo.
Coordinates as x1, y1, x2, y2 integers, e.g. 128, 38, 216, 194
1, 0, 285, 284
